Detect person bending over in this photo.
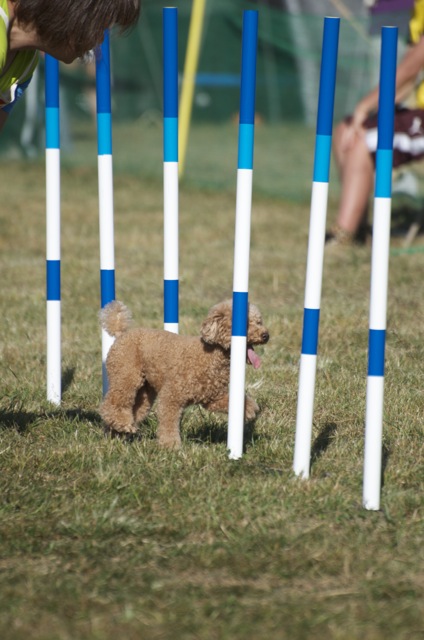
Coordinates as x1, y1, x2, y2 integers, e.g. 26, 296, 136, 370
0, 0, 140, 131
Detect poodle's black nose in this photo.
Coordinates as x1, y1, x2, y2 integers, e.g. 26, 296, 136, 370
262, 331, 270, 343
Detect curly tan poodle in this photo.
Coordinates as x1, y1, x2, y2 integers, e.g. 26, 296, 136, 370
99, 299, 269, 448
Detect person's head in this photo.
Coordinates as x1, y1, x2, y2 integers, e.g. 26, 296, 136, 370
12, 0, 141, 63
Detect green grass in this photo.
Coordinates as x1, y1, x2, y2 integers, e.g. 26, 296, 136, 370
1, 149, 424, 639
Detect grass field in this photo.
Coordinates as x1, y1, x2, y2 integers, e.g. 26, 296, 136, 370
1, 123, 424, 639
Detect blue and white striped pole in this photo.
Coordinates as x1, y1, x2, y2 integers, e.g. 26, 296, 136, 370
227, 10, 258, 460
96, 31, 115, 395
45, 54, 61, 405
293, 17, 340, 478
163, 7, 179, 333
363, 27, 397, 511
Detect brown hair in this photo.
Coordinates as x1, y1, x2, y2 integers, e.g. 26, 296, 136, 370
14, 0, 140, 56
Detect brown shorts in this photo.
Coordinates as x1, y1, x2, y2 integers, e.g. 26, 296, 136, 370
347, 107, 424, 168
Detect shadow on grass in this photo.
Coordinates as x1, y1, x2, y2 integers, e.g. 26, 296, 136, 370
186, 411, 256, 448
62, 367, 75, 395
310, 422, 391, 489
0, 367, 104, 433
0, 408, 102, 434
0, 409, 41, 433
310, 422, 338, 468
94, 412, 258, 449
381, 443, 390, 489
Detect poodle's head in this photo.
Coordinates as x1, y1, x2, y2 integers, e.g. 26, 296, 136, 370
201, 300, 233, 350
201, 299, 269, 367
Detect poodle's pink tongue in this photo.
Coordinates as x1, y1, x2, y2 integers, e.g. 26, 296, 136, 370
248, 348, 261, 369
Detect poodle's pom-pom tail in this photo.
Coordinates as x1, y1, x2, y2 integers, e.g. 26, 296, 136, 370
100, 301, 132, 338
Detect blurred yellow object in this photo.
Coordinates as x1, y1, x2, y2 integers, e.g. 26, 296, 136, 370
415, 80, 424, 107
409, 0, 424, 43
409, 0, 424, 107
178, 0, 207, 180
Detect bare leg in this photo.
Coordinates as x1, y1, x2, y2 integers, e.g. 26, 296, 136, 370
332, 122, 374, 236
333, 121, 350, 172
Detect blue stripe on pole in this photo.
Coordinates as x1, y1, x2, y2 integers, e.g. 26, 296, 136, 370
238, 123, 254, 169
164, 280, 179, 323
96, 32, 111, 115
45, 55, 59, 108
97, 113, 112, 155
45, 54, 59, 150
100, 269, 115, 308
163, 8, 178, 119
46, 260, 60, 301
368, 329, 386, 376
375, 150, 393, 198
377, 27, 397, 151
316, 17, 340, 137
239, 10, 258, 125
301, 308, 320, 355
46, 108, 60, 149
313, 134, 332, 183
164, 117, 178, 162
232, 292, 248, 337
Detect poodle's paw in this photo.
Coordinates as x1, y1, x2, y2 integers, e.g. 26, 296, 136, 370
102, 419, 138, 436
244, 396, 259, 422
100, 404, 138, 436
104, 426, 138, 442
157, 432, 182, 449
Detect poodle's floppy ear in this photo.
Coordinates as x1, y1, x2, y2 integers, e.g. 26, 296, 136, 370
200, 300, 232, 350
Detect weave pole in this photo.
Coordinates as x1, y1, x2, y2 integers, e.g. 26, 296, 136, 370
363, 27, 397, 511
227, 9, 258, 460
45, 54, 61, 405
293, 17, 340, 478
96, 31, 115, 395
163, 7, 179, 333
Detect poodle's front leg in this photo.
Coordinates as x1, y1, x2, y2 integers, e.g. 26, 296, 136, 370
244, 395, 259, 421
155, 394, 183, 449
204, 394, 229, 414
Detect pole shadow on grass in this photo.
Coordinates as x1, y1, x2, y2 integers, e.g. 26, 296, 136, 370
62, 367, 75, 395
310, 422, 338, 470
0, 408, 102, 433
0, 409, 41, 433
192, 421, 255, 446
186, 409, 257, 448
381, 443, 390, 489
310, 423, 390, 489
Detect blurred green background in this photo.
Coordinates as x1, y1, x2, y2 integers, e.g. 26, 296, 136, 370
0, 0, 414, 203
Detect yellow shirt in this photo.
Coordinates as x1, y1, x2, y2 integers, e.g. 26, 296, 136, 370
0, 0, 38, 109
409, 0, 424, 106
409, 0, 424, 43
